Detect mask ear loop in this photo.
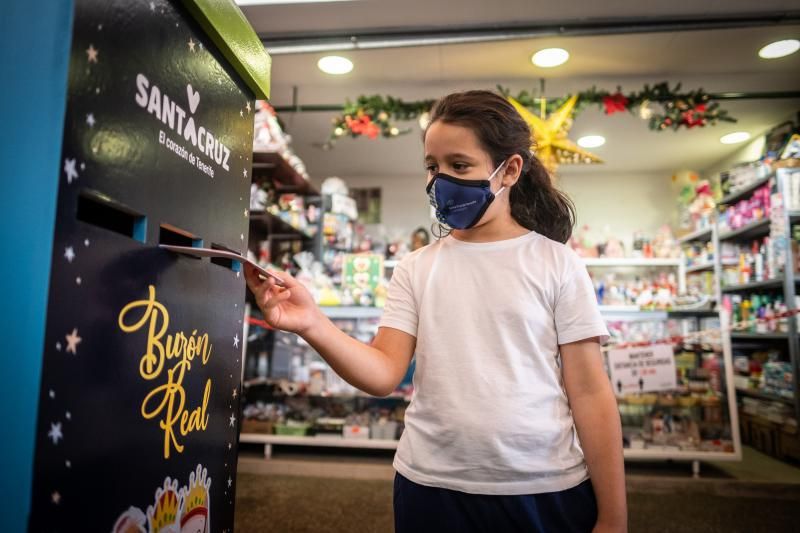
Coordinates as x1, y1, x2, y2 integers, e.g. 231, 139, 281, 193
489, 160, 508, 197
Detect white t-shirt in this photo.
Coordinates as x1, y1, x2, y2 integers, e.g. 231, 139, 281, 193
379, 231, 609, 495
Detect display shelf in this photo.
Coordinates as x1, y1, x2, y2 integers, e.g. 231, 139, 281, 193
384, 260, 399, 269
735, 387, 794, 406
678, 227, 713, 244
686, 262, 715, 273
249, 210, 315, 240
667, 309, 719, 317
583, 258, 682, 267
598, 306, 668, 321
718, 219, 771, 242
623, 449, 739, 461
719, 174, 772, 206
321, 306, 384, 319
721, 278, 785, 293
730, 332, 789, 341
790, 211, 800, 223
252, 151, 319, 195
240, 433, 399, 450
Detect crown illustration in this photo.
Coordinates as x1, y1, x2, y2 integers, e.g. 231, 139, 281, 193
180, 464, 211, 529
147, 478, 181, 533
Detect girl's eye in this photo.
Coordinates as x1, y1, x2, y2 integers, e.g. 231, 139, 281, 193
425, 164, 437, 174
453, 162, 469, 171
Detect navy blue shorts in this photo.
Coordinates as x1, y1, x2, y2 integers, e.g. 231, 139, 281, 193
393, 473, 598, 533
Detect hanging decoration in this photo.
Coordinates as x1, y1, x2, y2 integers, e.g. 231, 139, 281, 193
507, 94, 602, 172
323, 82, 737, 150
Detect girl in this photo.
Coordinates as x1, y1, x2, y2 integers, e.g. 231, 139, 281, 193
245, 90, 627, 533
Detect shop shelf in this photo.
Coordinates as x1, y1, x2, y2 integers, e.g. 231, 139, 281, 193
249, 210, 315, 240
239, 433, 399, 450
735, 387, 794, 406
678, 227, 713, 244
252, 151, 319, 195
789, 211, 800, 223
730, 332, 789, 341
622, 448, 739, 461
686, 262, 715, 273
598, 306, 668, 321
718, 219, 770, 242
721, 278, 784, 293
719, 175, 772, 205
667, 309, 719, 317
384, 260, 399, 269
583, 258, 682, 267
321, 306, 384, 319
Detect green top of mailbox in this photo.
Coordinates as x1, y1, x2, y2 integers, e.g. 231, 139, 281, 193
182, 0, 271, 99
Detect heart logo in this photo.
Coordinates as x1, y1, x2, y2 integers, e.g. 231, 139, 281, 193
353, 257, 372, 272
186, 84, 200, 114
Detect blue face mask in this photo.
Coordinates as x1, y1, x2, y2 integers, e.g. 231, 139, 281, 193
426, 161, 507, 229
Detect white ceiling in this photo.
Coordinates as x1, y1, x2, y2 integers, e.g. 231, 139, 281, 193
240, 2, 800, 179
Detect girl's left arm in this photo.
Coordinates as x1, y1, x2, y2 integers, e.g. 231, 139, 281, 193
561, 338, 627, 533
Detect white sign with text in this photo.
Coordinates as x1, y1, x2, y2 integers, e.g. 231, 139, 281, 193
608, 344, 677, 395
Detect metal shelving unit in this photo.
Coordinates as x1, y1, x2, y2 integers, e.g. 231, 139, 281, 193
718, 167, 800, 423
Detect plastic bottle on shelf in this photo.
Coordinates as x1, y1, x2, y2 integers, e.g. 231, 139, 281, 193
754, 241, 764, 282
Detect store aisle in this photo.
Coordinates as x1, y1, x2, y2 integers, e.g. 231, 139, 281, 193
233, 469, 800, 533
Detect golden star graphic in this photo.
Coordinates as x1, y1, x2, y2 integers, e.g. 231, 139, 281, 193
508, 95, 602, 173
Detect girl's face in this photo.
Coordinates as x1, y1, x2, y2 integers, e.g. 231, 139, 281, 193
424, 121, 520, 229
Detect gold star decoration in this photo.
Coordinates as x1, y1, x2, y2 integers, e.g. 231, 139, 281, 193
507, 95, 602, 173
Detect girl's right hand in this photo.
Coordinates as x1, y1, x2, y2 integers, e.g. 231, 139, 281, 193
244, 264, 323, 335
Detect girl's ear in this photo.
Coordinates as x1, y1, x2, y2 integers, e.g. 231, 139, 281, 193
503, 154, 524, 187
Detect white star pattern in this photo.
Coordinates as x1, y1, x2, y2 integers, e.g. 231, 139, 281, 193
188, 38, 196, 52
239, 109, 244, 118
65, 328, 82, 354
52, 491, 61, 504
232, 388, 237, 399
150, 1, 155, 10
95, 87, 100, 94
76, 277, 82, 286
65, 411, 71, 420
55, 342, 62, 351
246, 101, 251, 113
98, 24, 103, 30
233, 334, 240, 348
84, 239, 90, 247
227, 476, 232, 488
49, 389, 55, 399
243, 168, 248, 178
244, 209, 249, 217
86, 44, 98, 63
228, 442, 232, 450
65, 460, 72, 468
229, 414, 236, 427
80, 162, 85, 171
236, 271, 241, 278
48, 422, 63, 445
64, 158, 78, 183
64, 246, 76, 263
240, 233, 244, 241
86, 113, 96, 127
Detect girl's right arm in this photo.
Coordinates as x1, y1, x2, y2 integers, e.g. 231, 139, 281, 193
245, 264, 416, 397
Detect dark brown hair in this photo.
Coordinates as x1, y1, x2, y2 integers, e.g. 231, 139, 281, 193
425, 90, 576, 243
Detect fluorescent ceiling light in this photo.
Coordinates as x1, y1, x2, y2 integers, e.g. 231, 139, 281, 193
531, 48, 569, 68
577, 135, 605, 148
758, 39, 800, 59
236, 0, 354, 5
318, 55, 353, 74
720, 131, 751, 145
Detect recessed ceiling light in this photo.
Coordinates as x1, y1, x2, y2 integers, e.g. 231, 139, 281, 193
317, 56, 353, 75
577, 135, 606, 148
720, 131, 751, 145
758, 39, 800, 59
531, 48, 569, 68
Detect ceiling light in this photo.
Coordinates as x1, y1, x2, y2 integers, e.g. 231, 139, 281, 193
758, 39, 800, 59
531, 48, 569, 68
317, 56, 353, 75
720, 131, 751, 145
577, 135, 605, 148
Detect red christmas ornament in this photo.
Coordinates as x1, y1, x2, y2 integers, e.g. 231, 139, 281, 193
603, 92, 629, 115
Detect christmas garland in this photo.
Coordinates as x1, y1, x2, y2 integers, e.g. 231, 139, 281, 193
326, 82, 736, 145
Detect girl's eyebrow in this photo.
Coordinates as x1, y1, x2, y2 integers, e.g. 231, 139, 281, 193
425, 152, 476, 162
